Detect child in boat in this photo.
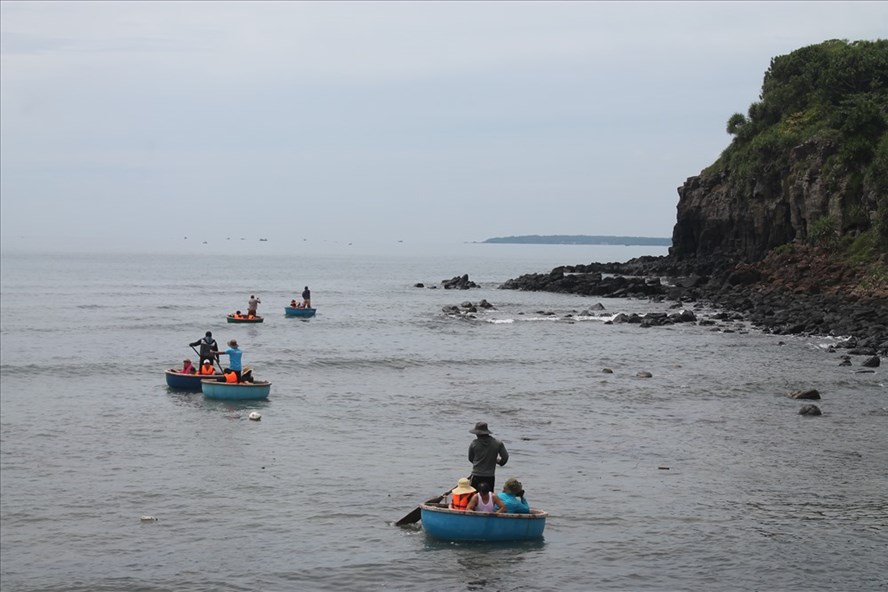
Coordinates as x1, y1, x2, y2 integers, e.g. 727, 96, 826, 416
466, 481, 504, 513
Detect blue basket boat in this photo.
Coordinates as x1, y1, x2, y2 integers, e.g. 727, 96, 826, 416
201, 379, 271, 400
165, 370, 224, 391
419, 503, 548, 542
284, 307, 316, 318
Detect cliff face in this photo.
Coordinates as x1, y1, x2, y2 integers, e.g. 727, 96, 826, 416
669, 39, 887, 264
670, 138, 853, 262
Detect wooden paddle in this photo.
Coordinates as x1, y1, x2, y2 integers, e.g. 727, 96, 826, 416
395, 491, 449, 526
191, 345, 223, 374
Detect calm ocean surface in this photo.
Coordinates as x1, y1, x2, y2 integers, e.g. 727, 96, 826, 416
1, 244, 886, 592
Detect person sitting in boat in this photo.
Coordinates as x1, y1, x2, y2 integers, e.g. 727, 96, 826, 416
466, 481, 504, 513
180, 359, 196, 374
232, 310, 244, 319
240, 367, 255, 383
496, 478, 530, 514
219, 370, 238, 383
448, 478, 476, 511
290, 299, 298, 308
199, 359, 215, 375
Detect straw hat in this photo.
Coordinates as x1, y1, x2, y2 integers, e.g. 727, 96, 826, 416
451, 478, 476, 496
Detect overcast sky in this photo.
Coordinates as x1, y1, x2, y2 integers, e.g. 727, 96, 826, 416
1, 1, 886, 253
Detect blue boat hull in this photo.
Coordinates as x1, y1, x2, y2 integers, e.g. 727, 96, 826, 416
165, 370, 224, 391
420, 504, 547, 542
201, 379, 271, 400
285, 307, 316, 317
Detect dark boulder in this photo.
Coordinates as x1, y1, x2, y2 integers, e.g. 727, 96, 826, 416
799, 404, 822, 416
790, 389, 821, 400
861, 356, 881, 368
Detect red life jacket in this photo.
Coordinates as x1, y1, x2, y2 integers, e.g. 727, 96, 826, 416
450, 492, 473, 511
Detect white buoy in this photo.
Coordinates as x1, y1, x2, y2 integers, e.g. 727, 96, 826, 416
249, 412, 261, 421
140, 516, 158, 522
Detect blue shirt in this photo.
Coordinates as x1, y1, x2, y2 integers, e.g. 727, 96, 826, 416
498, 491, 529, 514
225, 347, 243, 371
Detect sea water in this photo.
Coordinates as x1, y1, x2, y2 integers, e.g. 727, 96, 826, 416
1, 243, 886, 591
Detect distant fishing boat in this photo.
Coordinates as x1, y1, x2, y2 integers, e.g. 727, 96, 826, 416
201, 379, 271, 400
165, 370, 224, 391
284, 306, 316, 318
227, 314, 263, 323
419, 503, 548, 542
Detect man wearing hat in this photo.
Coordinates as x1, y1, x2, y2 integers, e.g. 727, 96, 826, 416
211, 339, 243, 380
468, 421, 509, 491
189, 331, 218, 368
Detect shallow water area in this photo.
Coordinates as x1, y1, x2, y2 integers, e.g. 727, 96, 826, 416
1, 244, 886, 591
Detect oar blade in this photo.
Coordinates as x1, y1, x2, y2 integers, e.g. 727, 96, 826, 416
395, 506, 422, 526
395, 494, 446, 526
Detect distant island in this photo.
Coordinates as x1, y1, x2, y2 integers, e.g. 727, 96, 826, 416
482, 235, 672, 246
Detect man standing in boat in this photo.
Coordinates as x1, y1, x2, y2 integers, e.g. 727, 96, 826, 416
301, 286, 311, 309
212, 339, 243, 381
189, 331, 218, 369
468, 421, 509, 492
248, 294, 261, 317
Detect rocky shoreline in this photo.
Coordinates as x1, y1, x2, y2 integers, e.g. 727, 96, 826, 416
498, 245, 888, 357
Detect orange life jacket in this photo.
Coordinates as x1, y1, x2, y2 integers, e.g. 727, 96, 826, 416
225, 372, 238, 383
247, 314, 254, 319
200, 364, 215, 375
450, 492, 473, 511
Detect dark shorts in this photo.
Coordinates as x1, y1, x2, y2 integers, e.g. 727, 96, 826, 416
470, 474, 495, 491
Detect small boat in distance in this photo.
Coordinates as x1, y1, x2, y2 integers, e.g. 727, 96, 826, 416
201, 379, 271, 400
284, 306, 316, 318
165, 369, 225, 391
227, 314, 264, 323
419, 503, 547, 542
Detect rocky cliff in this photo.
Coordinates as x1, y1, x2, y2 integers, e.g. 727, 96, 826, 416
670, 39, 887, 264
671, 138, 851, 261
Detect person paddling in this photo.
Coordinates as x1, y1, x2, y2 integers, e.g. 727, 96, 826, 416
211, 339, 243, 381
189, 331, 218, 367
468, 421, 509, 491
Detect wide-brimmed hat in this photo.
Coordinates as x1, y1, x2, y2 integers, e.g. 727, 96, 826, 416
184, 359, 192, 364
451, 477, 476, 496
228, 339, 238, 347
469, 421, 492, 435
503, 478, 523, 495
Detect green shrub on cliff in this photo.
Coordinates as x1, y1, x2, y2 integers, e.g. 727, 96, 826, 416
716, 39, 888, 259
